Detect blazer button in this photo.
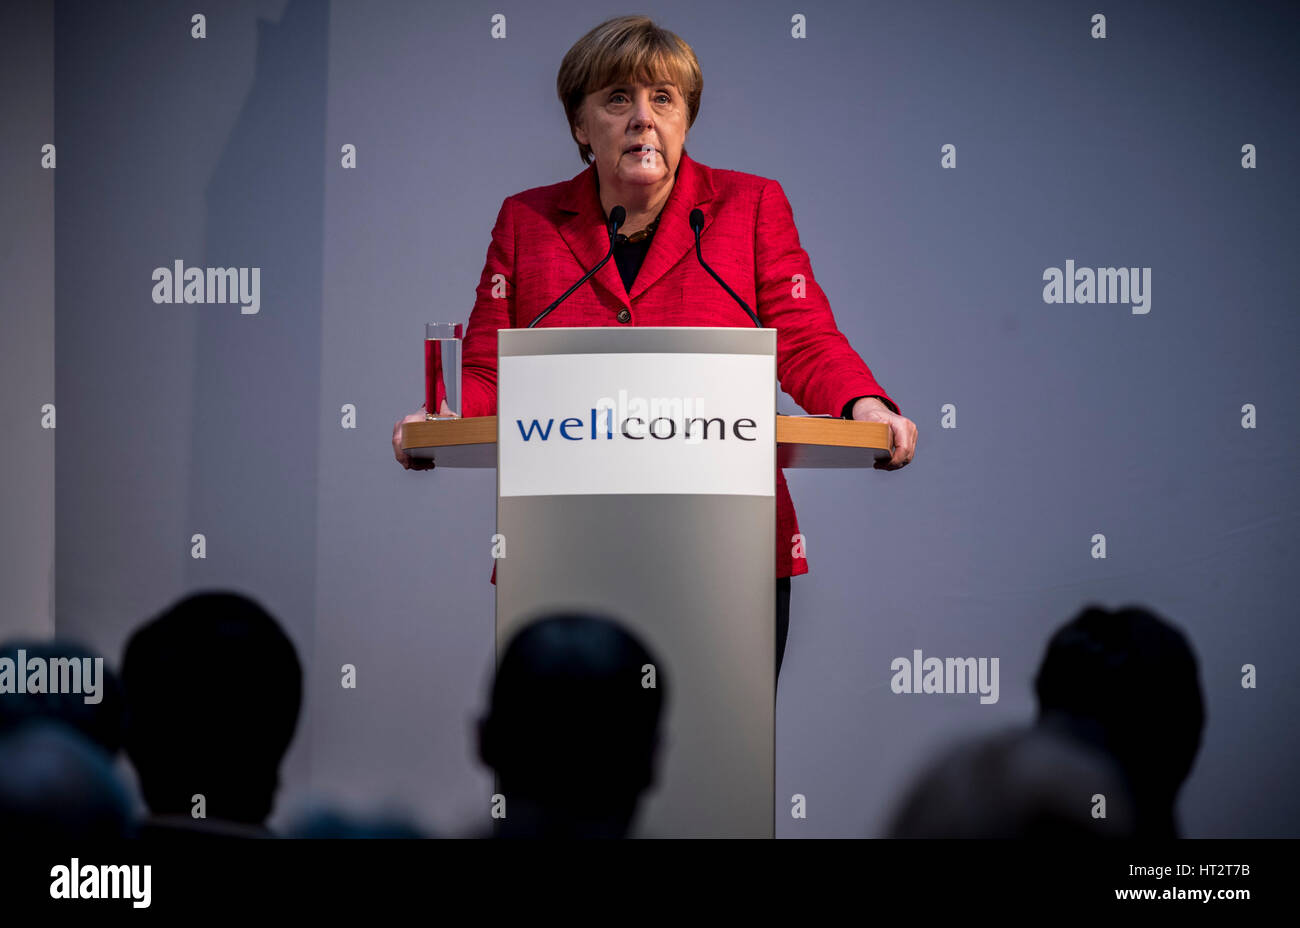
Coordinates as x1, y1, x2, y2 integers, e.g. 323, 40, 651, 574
617, 309, 632, 324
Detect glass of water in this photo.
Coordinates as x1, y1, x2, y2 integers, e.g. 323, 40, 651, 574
424, 322, 463, 419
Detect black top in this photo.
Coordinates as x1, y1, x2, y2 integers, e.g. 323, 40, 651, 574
613, 235, 653, 294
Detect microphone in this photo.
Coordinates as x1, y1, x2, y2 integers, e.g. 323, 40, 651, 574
689, 208, 762, 328
527, 205, 626, 328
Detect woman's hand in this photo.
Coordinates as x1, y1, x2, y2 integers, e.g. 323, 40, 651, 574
392, 401, 456, 470
849, 397, 917, 471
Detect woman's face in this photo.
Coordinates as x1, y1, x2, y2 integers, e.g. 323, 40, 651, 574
574, 79, 689, 192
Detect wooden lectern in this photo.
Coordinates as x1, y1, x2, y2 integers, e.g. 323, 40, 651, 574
401, 327, 890, 838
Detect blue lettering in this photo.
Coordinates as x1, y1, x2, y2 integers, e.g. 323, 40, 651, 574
515, 410, 759, 442
515, 418, 555, 441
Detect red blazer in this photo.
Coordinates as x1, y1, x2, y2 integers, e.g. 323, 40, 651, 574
455, 149, 898, 582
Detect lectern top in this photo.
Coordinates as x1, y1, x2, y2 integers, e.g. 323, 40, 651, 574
498, 326, 776, 357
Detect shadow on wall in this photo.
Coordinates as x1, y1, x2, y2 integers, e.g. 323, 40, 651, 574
189, 0, 330, 807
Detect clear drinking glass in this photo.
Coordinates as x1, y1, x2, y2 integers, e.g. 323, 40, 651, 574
424, 322, 463, 419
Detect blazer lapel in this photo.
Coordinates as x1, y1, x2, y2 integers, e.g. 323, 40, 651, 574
555, 149, 717, 310
628, 150, 715, 302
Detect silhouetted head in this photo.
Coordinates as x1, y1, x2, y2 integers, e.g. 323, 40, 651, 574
0, 722, 131, 840
286, 807, 430, 839
887, 726, 1137, 838
478, 612, 666, 837
1034, 604, 1205, 836
121, 591, 302, 826
0, 639, 125, 754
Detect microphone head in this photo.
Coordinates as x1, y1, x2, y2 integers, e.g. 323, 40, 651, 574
689, 208, 704, 231
608, 205, 626, 230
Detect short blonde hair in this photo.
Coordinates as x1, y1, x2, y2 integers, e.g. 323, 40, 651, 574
557, 15, 703, 165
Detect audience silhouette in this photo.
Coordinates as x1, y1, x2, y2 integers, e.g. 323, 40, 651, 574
120, 591, 302, 838
0, 721, 132, 840
887, 725, 1137, 838
0, 639, 126, 755
475, 612, 667, 838
287, 807, 429, 839
0, 594, 1210, 841
1034, 604, 1206, 838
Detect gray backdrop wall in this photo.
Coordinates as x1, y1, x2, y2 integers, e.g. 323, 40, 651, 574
1, 1, 54, 642
2, 0, 1296, 836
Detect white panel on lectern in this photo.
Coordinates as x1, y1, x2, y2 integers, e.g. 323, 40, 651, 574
498, 352, 775, 498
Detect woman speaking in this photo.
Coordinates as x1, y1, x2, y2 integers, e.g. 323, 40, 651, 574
393, 15, 917, 680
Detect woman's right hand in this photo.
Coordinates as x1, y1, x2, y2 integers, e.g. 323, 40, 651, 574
392, 401, 456, 470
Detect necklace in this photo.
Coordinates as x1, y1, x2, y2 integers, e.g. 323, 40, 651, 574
617, 211, 662, 244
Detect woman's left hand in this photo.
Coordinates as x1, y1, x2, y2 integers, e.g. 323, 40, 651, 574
849, 397, 917, 470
